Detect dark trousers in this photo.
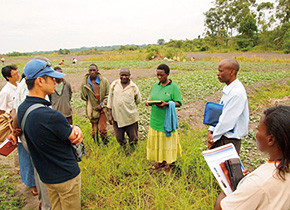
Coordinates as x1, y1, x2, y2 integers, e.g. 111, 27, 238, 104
113, 121, 138, 145
211, 135, 241, 154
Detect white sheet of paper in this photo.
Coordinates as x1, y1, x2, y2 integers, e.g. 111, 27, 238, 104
202, 143, 244, 195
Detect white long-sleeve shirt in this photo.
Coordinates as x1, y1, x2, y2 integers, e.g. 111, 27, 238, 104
209, 79, 249, 142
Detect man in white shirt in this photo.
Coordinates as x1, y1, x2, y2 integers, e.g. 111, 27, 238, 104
0, 65, 19, 114
0, 65, 19, 167
107, 67, 142, 149
208, 59, 249, 154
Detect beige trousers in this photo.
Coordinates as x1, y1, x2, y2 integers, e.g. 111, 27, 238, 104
44, 173, 81, 210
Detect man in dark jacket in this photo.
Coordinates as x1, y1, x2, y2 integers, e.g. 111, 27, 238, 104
81, 64, 110, 145
17, 57, 83, 210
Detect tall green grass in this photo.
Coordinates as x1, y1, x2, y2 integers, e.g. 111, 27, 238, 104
74, 115, 218, 210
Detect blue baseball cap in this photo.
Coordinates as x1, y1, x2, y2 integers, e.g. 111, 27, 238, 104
24, 59, 66, 80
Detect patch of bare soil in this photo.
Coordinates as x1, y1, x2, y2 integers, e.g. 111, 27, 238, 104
177, 91, 222, 129
0, 152, 39, 210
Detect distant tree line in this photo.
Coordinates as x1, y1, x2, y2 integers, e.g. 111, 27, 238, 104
5, 51, 32, 57
203, 0, 290, 53
58, 48, 70, 54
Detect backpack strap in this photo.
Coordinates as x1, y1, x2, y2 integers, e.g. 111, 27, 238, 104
21, 104, 46, 131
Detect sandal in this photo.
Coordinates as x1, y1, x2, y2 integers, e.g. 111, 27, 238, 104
32, 186, 38, 196
163, 163, 176, 175
153, 161, 167, 169
163, 166, 171, 175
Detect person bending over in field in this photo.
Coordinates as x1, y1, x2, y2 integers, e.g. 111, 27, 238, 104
214, 105, 290, 210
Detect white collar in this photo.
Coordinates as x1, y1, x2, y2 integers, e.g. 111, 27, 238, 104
6, 81, 18, 91
222, 78, 239, 95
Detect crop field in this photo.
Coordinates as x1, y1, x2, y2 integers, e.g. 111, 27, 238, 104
0, 53, 290, 209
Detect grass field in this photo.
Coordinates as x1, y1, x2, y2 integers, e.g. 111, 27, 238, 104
0, 52, 290, 209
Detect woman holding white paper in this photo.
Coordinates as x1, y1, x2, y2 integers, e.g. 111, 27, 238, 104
215, 105, 290, 210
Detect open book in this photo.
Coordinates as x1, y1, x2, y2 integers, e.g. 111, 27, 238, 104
202, 143, 244, 195
0, 138, 17, 156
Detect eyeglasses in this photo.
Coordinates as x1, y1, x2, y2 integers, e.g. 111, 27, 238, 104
31, 61, 51, 79
41, 75, 56, 82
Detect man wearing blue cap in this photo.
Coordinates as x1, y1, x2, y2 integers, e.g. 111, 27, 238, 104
16, 56, 83, 210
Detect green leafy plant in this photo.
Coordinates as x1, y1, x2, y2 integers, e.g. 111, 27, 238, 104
0, 166, 25, 209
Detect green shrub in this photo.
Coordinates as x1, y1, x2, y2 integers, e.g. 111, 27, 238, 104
146, 45, 161, 60
283, 40, 290, 54
164, 47, 178, 59
200, 45, 209, 51
241, 47, 250, 52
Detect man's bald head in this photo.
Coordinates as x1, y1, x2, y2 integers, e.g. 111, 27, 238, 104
219, 59, 239, 74
217, 59, 240, 85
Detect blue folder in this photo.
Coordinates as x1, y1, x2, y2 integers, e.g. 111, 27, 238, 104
203, 102, 223, 126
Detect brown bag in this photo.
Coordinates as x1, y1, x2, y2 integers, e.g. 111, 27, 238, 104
0, 112, 13, 143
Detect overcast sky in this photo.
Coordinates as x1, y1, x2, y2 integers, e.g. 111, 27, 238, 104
0, 0, 214, 54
